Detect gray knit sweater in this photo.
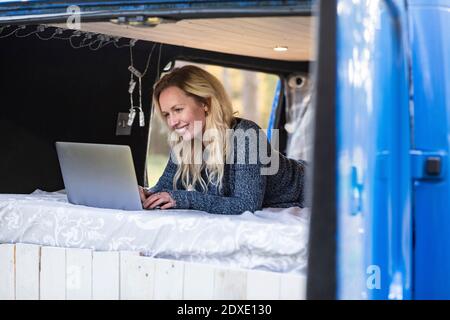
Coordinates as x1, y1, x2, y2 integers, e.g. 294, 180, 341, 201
149, 118, 306, 215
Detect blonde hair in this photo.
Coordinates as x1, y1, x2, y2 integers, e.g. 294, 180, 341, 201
152, 65, 235, 192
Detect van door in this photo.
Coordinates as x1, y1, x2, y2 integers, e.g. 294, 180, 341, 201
335, 0, 412, 299
408, 0, 450, 299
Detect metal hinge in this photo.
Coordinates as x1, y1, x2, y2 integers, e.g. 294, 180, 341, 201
410, 150, 447, 180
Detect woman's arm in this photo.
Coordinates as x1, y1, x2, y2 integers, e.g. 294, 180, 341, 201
167, 163, 267, 215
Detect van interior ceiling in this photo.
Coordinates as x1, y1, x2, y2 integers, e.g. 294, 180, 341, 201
0, 15, 314, 194
56, 16, 315, 62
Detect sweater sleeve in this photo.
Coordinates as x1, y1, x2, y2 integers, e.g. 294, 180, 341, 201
167, 163, 267, 215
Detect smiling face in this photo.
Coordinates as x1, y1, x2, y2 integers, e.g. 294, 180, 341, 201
159, 86, 207, 141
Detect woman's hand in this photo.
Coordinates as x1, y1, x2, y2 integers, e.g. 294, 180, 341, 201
142, 191, 176, 210
138, 186, 152, 203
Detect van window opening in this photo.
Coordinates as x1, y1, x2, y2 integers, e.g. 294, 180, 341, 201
146, 61, 280, 188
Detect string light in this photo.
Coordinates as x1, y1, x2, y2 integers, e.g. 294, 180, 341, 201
0, 24, 164, 130
0, 24, 134, 51
127, 41, 159, 127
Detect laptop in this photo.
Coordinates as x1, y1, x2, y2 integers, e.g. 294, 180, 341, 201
55, 142, 143, 211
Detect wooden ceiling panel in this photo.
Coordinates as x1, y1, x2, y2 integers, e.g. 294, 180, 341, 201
55, 16, 315, 61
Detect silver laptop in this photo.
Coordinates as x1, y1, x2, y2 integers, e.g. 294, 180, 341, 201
55, 142, 143, 211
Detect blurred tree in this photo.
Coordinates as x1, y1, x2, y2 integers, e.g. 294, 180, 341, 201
242, 70, 259, 124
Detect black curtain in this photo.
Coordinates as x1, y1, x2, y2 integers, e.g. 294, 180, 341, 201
0, 28, 165, 193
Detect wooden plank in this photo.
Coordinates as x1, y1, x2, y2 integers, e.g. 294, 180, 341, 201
66, 248, 93, 300
279, 274, 307, 300
236, 19, 313, 41
15, 243, 40, 300
183, 262, 215, 300
120, 252, 155, 300
40, 246, 66, 300
92, 251, 119, 300
153, 259, 184, 300
0, 244, 15, 300
53, 15, 314, 61
246, 270, 280, 300
214, 267, 247, 300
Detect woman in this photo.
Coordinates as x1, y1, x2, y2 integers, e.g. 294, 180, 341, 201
140, 65, 307, 215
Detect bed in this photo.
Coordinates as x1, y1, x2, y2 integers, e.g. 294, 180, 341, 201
0, 190, 309, 300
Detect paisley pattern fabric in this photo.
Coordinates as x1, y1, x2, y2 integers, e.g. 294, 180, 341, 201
0, 190, 310, 274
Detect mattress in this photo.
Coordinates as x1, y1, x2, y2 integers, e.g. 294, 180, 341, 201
0, 190, 310, 274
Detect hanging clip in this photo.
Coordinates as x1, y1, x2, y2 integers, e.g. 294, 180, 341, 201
127, 107, 137, 126
128, 65, 142, 78
128, 79, 136, 94
139, 108, 145, 127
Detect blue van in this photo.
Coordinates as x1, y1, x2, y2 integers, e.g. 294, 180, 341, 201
309, 0, 450, 300
0, 0, 449, 300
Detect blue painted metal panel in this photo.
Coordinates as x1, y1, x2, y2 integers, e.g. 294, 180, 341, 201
408, 0, 450, 299
267, 79, 281, 141
336, 0, 412, 299
0, 0, 313, 19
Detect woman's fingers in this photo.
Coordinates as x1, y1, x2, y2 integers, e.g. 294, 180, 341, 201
160, 201, 175, 210
160, 194, 176, 210
138, 186, 147, 202
143, 194, 159, 208
144, 193, 167, 209
139, 186, 155, 202
149, 197, 167, 209
143, 192, 175, 210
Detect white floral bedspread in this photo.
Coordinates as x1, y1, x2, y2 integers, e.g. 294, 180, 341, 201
0, 190, 310, 274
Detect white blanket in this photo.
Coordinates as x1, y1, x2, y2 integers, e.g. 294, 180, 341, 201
0, 190, 310, 274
